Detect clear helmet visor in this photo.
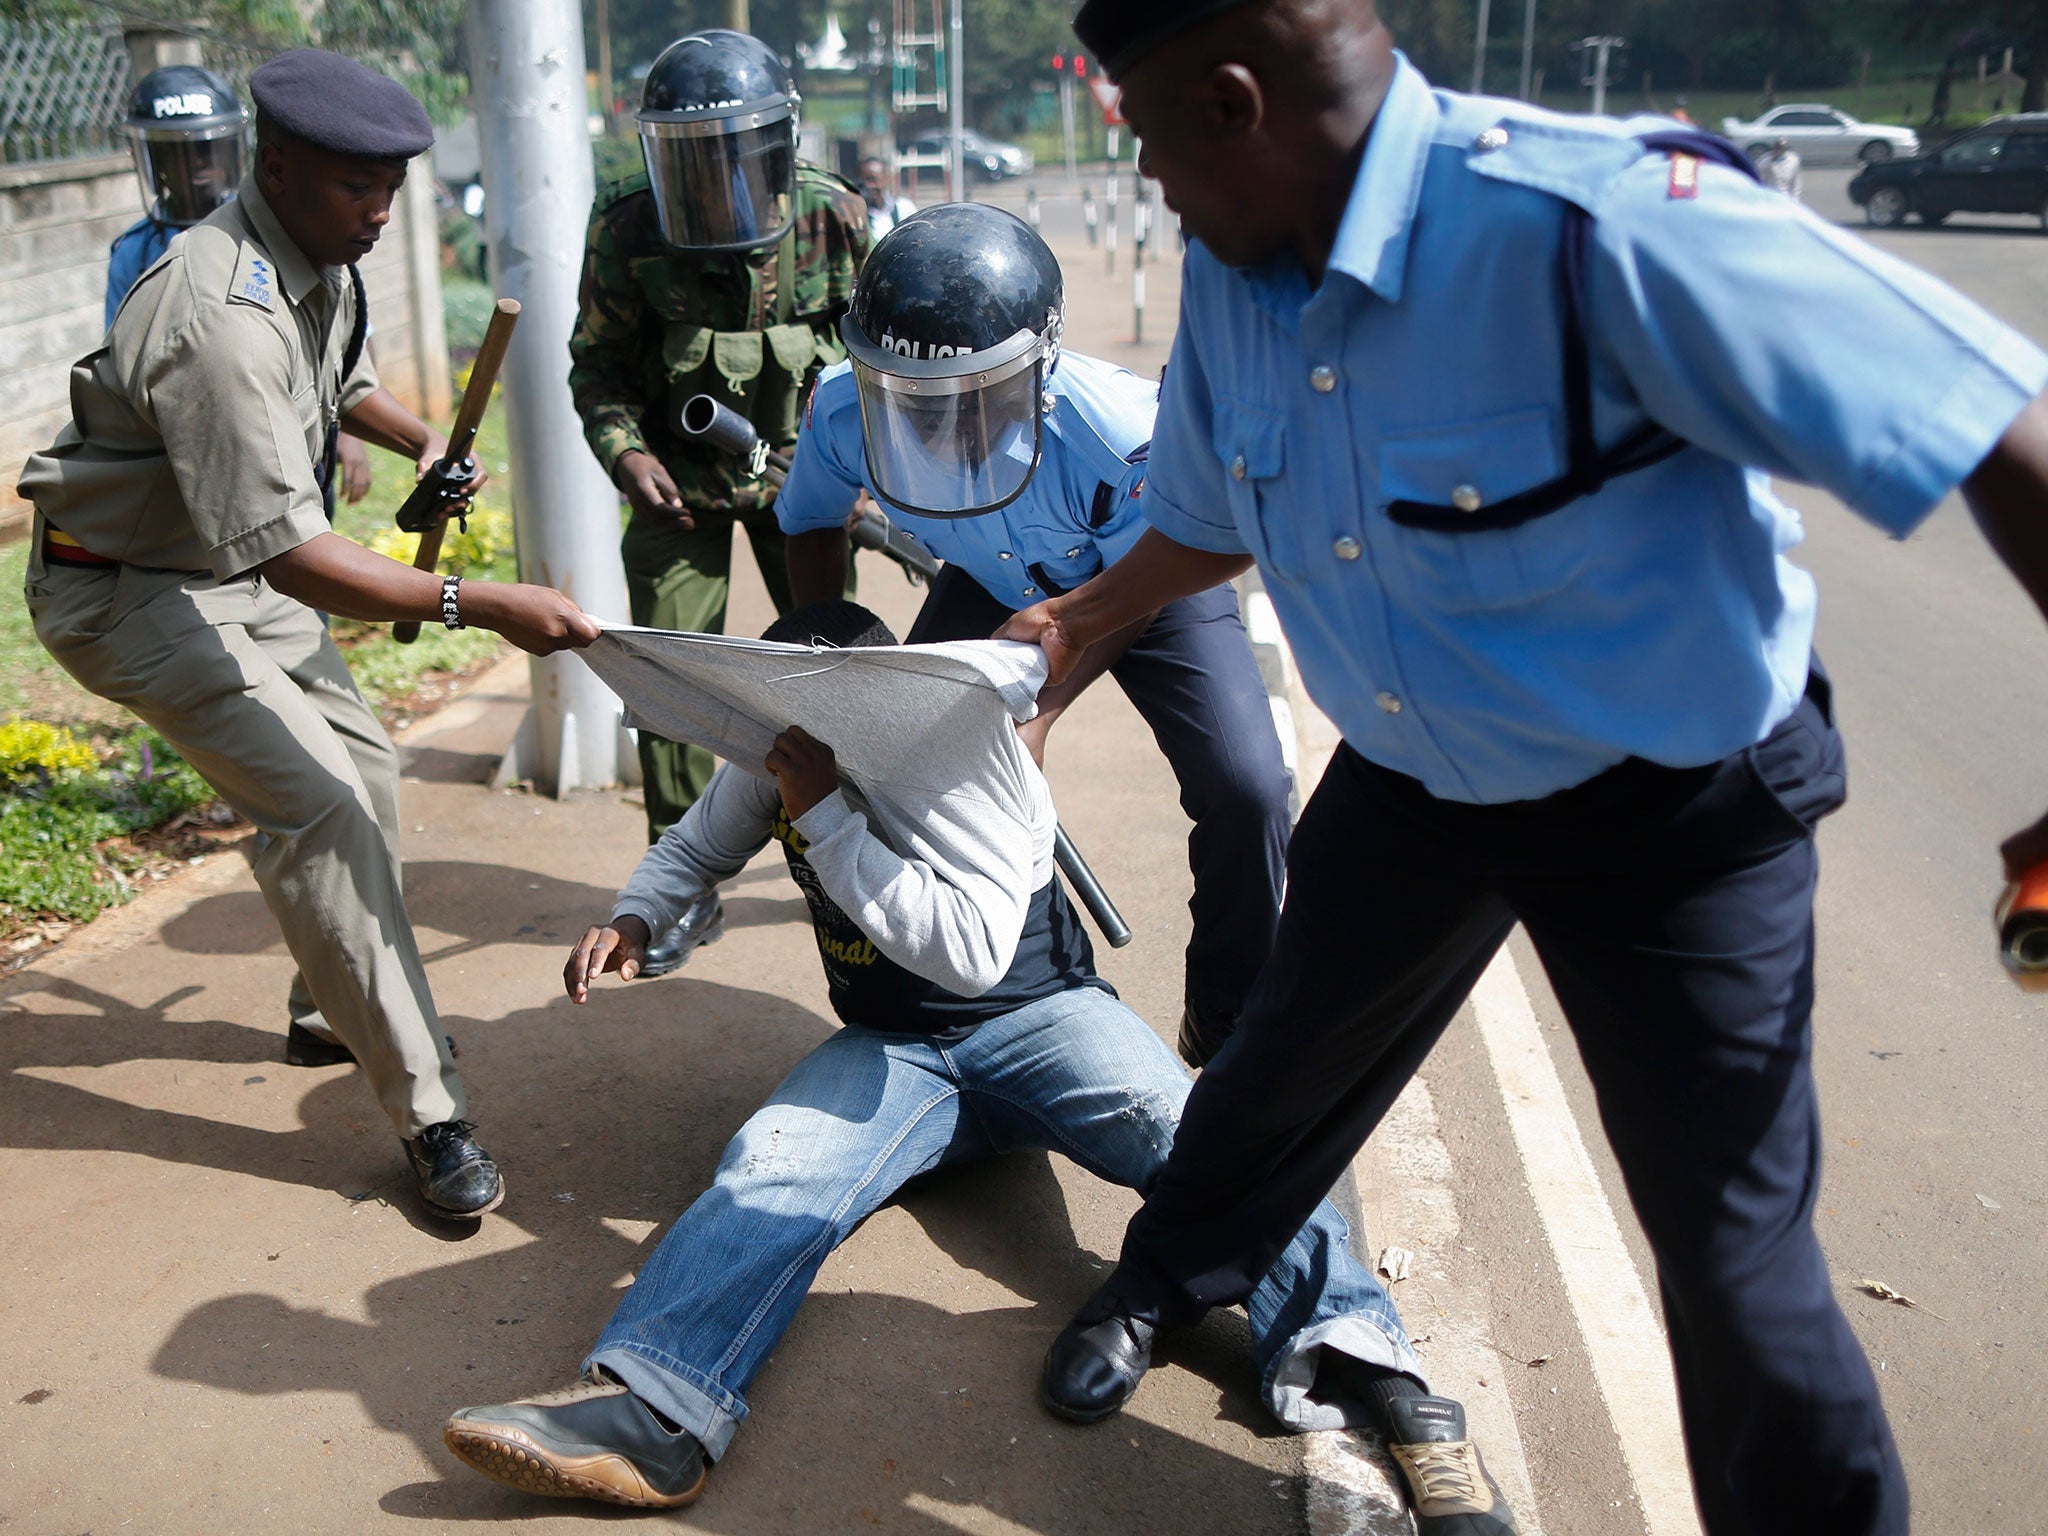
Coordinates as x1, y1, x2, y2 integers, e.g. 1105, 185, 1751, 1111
128, 120, 244, 226
845, 321, 1048, 519
641, 107, 797, 251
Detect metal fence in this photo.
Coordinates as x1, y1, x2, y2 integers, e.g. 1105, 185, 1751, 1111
0, 19, 132, 166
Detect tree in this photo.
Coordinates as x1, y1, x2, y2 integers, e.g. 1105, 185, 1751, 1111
1900, 0, 2047, 112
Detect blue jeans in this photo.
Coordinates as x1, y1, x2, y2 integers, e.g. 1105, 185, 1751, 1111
587, 986, 1417, 1460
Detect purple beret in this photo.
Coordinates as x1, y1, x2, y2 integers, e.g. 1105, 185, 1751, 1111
248, 48, 433, 159
1073, 0, 1259, 79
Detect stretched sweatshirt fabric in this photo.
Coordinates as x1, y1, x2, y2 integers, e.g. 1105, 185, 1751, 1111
586, 625, 1065, 1005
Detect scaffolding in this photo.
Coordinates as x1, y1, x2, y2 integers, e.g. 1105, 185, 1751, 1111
891, 0, 946, 114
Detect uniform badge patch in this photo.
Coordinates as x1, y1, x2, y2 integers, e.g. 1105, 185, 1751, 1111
229, 249, 276, 310
1667, 153, 1701, 200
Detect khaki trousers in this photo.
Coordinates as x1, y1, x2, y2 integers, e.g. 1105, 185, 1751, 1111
26, 531, 462, 1138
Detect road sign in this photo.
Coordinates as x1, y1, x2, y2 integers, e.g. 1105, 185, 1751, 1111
1089, 75, 1124, 126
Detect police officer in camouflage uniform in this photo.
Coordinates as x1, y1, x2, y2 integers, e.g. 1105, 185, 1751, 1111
569, 29, 869, 974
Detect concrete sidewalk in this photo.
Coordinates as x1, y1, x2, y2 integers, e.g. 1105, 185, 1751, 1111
0, 223, 1514, 1535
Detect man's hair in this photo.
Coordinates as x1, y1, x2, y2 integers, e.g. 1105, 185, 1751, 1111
763, 600, 898, 649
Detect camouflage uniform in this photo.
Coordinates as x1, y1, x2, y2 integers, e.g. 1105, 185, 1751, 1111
571, 162, 869, 839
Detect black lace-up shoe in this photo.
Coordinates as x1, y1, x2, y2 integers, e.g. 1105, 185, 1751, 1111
405, 1120, 503, 1218
1176, 1003, 1238, 1069
1386, 1395, 1518, 1534
444, 1371, 707, 1508
637, 892, 727, 979
1041, 1294, 1158, 1423
285, 1021, 356, 1068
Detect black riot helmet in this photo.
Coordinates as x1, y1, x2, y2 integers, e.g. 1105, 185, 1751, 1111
840, 202, 1065, 519
124, 64, 247, 226
638, 30, 799, 251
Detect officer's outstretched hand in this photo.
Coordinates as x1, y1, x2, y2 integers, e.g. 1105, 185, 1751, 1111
996, 599, 1085, 686
565, 916, 652, 1001
767, 726, 838, 818
617, 449, 691, 529
466, 582, 604, 655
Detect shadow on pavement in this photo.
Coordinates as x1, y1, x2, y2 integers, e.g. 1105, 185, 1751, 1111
138, 985, 1295, 1531
154, 860, 809, 958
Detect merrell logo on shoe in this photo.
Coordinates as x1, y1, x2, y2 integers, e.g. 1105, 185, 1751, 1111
1409, 1402, 1456, 1422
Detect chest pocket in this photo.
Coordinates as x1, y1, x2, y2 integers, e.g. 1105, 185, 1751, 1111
1213, 396, 1306, 580
1379, 407, 1591, 612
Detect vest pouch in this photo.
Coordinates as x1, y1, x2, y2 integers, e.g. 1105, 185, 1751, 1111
712, 330, 765, 394
662, 323, 713, 380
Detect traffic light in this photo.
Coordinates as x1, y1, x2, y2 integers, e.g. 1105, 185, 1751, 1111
1052, 51, 1065, 72
1075, 56, 1088, 77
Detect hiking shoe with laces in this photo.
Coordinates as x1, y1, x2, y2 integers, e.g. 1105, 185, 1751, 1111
1386, 1394, 1517, 1534
404, 1120, 503, 1219
636, 892, 727, 979
444, 1370, 707, 1508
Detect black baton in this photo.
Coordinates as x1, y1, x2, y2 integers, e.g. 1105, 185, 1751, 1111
1054, 823, 1132, 948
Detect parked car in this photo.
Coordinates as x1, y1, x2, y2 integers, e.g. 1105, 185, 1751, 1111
1849, 114, 2048, 230
899, 128, 1034, 183
1721, 104, 1919, 166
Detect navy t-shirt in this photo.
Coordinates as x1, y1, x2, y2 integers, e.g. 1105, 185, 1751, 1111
771, 805, 1112, 1040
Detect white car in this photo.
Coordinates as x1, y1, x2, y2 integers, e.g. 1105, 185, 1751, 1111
1721, 104, 1920, 166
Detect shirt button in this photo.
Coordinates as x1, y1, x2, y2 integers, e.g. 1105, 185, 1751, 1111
1452, 484, 1484, 513
998, 551, 1013, 560
1022, 586, 1037, 597
1332, 535, 1362, 561
1231, 454, 1248, 481
1310, 365, 1338, 393
1066, 547, 1081, 558
1376, 691, 1403, 714
1475, 126, 1510, 152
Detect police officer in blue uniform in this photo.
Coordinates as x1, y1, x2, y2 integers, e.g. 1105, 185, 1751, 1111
999, 3, 2048, 1533
779, 203, 1291, 1061
106, 65, 248, 328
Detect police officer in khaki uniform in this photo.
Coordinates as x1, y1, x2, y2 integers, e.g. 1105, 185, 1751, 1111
16, 49, 601, 1220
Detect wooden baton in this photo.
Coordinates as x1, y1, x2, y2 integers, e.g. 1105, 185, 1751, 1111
393, 297, 521, 644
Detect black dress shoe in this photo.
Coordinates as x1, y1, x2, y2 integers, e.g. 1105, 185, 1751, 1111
405, 1119, 503, 1218
1041, 1300, 1157, 1423
445, 1370, 707, 1508
285, 1021, 356, 1068
1177, 1003, 1238, 1069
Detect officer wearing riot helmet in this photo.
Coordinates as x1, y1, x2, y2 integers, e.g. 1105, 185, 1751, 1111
569, 28, 869, 977
106, 65, 247, 327
780, 202, 1292, 1064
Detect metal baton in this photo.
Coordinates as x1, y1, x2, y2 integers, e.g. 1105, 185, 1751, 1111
1054, 823, 1132, 948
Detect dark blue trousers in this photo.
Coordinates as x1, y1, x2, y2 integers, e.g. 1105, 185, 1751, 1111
907, 565, 1290, 1023
1102, 670, 1907, 1536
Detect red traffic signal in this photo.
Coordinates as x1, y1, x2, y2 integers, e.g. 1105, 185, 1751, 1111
1075, 56, 1088, 77
1052, 52, 1065, 72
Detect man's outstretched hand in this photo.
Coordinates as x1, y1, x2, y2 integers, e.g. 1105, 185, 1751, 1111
564, 915, 653, 1001
767, 725, 838, 818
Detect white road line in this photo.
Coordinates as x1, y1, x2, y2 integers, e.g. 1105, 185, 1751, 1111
1470, 952, 1703, 1536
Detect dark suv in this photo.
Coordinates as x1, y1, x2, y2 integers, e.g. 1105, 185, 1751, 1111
1850, 114, 2048, 230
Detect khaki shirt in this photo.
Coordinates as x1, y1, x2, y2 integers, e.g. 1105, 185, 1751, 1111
17, 177, 377, 579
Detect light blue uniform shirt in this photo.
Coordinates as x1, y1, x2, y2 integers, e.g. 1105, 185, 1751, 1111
1144, 56, 2048, 805
106, 218, 176, 329
776, 350, 1158, 609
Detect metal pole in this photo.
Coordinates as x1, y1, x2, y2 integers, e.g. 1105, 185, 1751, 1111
1132, 264, 1144, 345
467, 0, 632, 796
1060, 71, 1078, 187
1104, 131, 1118, 275
1518, 0, 1537, 100
1592, 36, 1611, 115
1471, 0, 1492, 94
722, 0, 749, 31
947, 0, 964, 201
594, 0, 615, 133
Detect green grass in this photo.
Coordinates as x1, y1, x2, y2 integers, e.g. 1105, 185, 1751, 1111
0, 727, 215, 928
